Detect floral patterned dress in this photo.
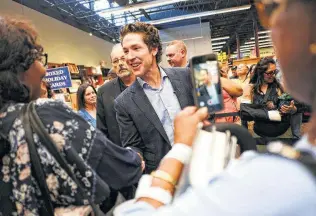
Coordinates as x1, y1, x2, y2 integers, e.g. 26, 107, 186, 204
0, 99, 142, 216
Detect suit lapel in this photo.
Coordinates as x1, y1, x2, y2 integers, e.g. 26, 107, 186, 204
130, 81, 170, 145
164, 68, 188, 109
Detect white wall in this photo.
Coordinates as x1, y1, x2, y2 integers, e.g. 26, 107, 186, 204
0, 0, 113, 67
159, 22, 213, 67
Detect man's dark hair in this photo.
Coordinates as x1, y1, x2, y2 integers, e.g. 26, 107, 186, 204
0, 17, 44, 109
77, 83, 97, 110
120, 22, 162, 64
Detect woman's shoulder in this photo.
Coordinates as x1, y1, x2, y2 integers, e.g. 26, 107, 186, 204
77, 109, 88, 118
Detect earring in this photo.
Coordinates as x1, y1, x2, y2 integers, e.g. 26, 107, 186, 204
310, 43, 316, 55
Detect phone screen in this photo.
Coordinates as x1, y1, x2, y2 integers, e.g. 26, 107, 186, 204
191, 54, 223, 113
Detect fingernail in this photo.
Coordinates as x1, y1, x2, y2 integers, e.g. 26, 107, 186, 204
201, 107, 208, 112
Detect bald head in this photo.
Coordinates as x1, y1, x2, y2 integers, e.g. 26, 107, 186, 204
166, 40, 188, 67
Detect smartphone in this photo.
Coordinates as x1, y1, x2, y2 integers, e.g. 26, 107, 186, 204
190, 54, 223, 113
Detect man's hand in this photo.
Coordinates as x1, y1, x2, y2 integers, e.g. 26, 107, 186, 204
174, 106, 209, 146
280, 100, 297, 114
137, 153, 146, 171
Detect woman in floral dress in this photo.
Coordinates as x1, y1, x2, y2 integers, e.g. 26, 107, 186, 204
0, 17, 142, 215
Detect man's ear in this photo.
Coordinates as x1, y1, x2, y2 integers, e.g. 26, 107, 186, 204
151, 47, 158, 57
180, 49, 186, 58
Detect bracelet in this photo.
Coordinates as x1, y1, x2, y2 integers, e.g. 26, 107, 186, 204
151, 170, 177, 186
136, 186, 173, 205
163, 143, 192, 164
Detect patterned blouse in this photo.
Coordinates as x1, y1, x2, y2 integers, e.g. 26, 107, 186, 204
0, 99, 142, 216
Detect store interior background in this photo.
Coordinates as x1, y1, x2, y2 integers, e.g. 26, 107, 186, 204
1, 0, 113, 67
0, 0, 275, 110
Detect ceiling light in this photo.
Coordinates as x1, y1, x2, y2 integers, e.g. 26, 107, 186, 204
98, 0, 191, 16
258, 30, 271, 34
256, 39, 272, 43
241, 45, 254, 48
259, 42, 273, 46
251, 35, 271, 40
212, 41, 226, 46
212, 46, 223, 50
259, 44, 273, 48
211, 36, 230, 41
245, 41, 255, 44
242, 41, 273, 47
148, 5, 251, 25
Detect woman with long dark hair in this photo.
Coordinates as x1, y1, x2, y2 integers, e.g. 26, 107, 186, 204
248, 57, 300, 138
0, 17, 142, 215
249, 58, 284, 108
77, 83, 97, 127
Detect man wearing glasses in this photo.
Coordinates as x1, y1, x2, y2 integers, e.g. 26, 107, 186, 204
97, 44, 136, 146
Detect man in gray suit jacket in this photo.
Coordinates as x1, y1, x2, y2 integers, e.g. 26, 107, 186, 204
115, 22, 194, 174
97, 44, 136, 145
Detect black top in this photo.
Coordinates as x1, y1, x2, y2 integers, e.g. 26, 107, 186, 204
118, 77, 128, 92
0, 99, 142, 215
253, 83, 280, 109
97, 78, 124, 146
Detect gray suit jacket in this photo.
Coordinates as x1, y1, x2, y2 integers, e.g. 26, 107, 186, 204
97, 78, 122, 146
114, 67, 194, 173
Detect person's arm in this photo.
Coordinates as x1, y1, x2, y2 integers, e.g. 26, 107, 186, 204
137, 107, 208, 208
220, 77, 243, 98
37, 100, 142, 191
114, 107, 316, 216
241, 83, 253, 102
114, 99, 145, 158
88, 130, 143, 190
96, 92, 109, 136
114, 153, 316, 216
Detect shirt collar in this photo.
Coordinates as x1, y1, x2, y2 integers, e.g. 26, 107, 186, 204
137, 67, 168, 89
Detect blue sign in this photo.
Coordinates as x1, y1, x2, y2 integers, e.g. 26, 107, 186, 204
45, 66, 72, 90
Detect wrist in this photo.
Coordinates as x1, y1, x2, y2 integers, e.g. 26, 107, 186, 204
173, 140, 191, 146
163, 143, 192, 164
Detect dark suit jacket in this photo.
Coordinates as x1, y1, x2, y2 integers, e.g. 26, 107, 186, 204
97, 78, 123, 146
114, 67, 194, 173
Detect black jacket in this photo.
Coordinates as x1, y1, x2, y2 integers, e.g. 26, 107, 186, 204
114, 67, 194, 174
97, 78, 123, 146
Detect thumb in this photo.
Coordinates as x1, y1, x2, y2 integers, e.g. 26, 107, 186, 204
179, 106, 198, 116
291, 100, 295, 106
194, 107, 208, 121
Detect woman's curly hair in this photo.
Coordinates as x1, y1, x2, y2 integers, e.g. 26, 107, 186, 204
120, 22, 163, 64
0, 17, 43, 108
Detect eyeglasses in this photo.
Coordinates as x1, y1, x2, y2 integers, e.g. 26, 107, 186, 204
255, 0, 311, 28
112, 57, 125, 65
40, 53, 48, 67
264, 69, 278, 76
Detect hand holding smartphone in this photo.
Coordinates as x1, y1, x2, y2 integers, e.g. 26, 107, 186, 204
190, 54, 224, 113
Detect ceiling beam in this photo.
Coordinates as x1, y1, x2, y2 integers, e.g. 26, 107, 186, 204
76, 0, 191, 19
147, 5, 251, 25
